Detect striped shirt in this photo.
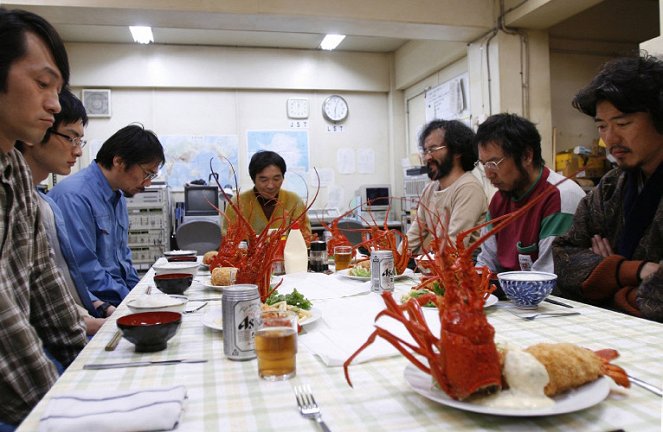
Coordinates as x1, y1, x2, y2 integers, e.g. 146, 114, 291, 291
0, 149, 86, 424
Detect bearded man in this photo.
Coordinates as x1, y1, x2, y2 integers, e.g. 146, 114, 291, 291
407, 120, 487, 254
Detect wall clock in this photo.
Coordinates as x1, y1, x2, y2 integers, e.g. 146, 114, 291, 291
322, 95, 348, 123
286, 98, 309, 119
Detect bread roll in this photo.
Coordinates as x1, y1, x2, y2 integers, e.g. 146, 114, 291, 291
211, 267, 237, 286
203, 250, 218, 265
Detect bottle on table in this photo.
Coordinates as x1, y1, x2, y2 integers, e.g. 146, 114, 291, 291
284, 222, 308, 274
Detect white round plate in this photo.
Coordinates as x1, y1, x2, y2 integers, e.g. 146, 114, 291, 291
201, 308, 223, 331
164, 250, 197, 257
300, 308, 322, 327
403, 364, 610, 417
484, 294, 498, 308
200, 277, 226, 291
337, 268, 414, 281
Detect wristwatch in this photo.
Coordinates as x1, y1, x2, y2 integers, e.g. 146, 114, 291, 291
96, 302, 112, 317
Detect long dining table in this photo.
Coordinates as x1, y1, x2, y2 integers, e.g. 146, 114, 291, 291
18, 259, 663, 431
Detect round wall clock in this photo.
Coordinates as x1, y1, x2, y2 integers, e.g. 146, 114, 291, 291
322, 95, 348, 122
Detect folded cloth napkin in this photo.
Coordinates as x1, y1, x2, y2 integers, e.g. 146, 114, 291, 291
39, 385, 187, 432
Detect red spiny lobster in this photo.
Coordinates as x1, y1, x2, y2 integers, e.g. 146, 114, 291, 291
343, 176, 630, 400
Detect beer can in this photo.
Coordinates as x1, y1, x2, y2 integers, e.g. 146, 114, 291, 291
370, 250, 395, 293
222, 284, 260, 360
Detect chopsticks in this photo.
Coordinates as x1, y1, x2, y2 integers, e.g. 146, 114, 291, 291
543, 298, 574, 308
106, 286, 152, 351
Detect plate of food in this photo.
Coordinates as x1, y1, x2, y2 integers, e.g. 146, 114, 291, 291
400, 280, 499, 309
264, 289, 319, 327
337, 267, 414, 281
200, 267, 238, 290
201, 308, 223, 331
403, 364, 610, 417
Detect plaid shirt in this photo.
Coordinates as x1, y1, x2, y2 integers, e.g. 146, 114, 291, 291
0, 149, 86, 425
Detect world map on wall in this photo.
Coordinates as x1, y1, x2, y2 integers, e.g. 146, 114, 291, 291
246, 130, 310, 198
160, 135, 239, 189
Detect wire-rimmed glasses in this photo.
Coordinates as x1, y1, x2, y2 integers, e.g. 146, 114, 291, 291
139, 164, 160, 181
50, 130, 87, 149
474, 157, 505, 173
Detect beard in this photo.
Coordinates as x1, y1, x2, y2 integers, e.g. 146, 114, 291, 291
503, 164, 532, 199
426, 154, 454, 181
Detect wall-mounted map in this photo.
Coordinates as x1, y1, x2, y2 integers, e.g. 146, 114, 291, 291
160, 135, 239, 190
247, 130, 310, 198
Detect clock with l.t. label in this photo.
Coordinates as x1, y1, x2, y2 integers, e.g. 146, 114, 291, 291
322, 95, 348, 123
286, 98, 309, 119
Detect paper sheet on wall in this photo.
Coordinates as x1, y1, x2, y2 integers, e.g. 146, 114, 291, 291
425, 73, 470, 125
356, 148, 375, 174
337, 148, 356, 174
309, 167, 334, 187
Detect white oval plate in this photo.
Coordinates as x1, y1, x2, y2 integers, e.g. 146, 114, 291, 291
200, 277, 226, 291
164, 250, 197, 257
300, 307, 322, 327
337, 268, 414, 281
403, 364, 610, 417
401, 293, 498, 309
201, 308, 223, 331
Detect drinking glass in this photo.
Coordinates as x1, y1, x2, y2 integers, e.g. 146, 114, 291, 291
255, 310, 297, 381
334, 245, 353, 271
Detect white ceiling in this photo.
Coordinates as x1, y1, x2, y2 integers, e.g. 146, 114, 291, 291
4, 0, 659, 54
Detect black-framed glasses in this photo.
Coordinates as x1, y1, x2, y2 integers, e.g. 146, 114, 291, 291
50, 130, 87, 148
420, 145, 447, 158
474, 157, 506, 173
139, 164, 159, 181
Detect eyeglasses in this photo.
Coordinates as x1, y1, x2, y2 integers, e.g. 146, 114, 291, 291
474, 157, 506, 173
420, 145, 447, 158
139, 164, 159, 181
50, 130, 87, 148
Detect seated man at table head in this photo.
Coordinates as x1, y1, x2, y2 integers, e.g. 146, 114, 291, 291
553, 54, 663, 321
49, 124, 166, 306
407, 119, 487, 254
16, 89, 114, 335
0, 8, 87, 428
474, 113, 585, 274
222, 150, 312, 239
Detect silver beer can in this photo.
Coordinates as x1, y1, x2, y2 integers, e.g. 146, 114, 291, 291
370, 250, 395, 293
222, 284, 260, 360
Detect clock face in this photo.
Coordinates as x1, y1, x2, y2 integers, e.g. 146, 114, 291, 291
322, 95, 348, 122
286, 98, 309, 119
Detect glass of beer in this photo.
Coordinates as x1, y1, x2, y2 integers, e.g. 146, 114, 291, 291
334, 245, 353, 271
255, 310, 297, 381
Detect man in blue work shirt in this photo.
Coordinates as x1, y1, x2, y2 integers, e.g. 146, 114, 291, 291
49, 124, 165, 306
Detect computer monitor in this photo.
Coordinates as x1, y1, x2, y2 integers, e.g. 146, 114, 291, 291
358, 184, 391, 212
184, 185, 219, 216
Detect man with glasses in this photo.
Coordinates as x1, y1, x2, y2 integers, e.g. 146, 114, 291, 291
553, 55, 663, 321
474, 113, 585, 274
407, 120, 487, 254
17, 89, 113, 335
49, 124, 165, 306
0, 8, 86, 428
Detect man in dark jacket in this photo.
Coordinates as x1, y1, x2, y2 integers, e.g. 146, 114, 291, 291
553, 54, 663, 322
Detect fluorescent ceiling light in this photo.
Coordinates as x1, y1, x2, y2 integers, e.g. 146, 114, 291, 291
320, 34, 346, 51
129, 26, 154, 44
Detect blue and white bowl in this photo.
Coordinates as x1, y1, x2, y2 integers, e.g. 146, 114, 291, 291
497, 271, 557, 309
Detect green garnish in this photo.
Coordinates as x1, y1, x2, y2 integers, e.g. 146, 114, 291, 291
348, 266, 371, 277
266, 288, 312, 310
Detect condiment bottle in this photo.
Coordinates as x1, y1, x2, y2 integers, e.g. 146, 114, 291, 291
309, 240, 328, 272
284, 222, 308, 274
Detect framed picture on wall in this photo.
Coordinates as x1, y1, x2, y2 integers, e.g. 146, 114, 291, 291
82, 89, 111, 117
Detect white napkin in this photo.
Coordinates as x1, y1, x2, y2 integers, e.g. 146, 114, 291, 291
39, 385, 187, 432
276, 272, 369, 300
299, 294, 441, 366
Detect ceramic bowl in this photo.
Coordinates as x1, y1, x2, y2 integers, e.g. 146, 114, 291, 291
126, 294, 188, 314
497, 271, 557, 309
154, 273, 194, 295
166, 255, 198, 263
116, 311, 182, 352
153, 261, 199, 278
163, 250, 197, 257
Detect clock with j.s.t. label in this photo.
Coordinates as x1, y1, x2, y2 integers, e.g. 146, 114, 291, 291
322, 95, 348, 123
286, 98, 310, 119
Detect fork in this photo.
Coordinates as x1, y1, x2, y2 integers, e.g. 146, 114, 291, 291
294, 385, 331, 432
520, 311, 581, 320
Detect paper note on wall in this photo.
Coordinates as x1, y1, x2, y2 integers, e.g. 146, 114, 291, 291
337, 148, 356, 174
356, 148, 375, 174
425, 73, 470, 124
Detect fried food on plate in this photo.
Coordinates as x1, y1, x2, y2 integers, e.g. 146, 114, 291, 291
211, 267, 237, 286
203, 250, 218, 265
